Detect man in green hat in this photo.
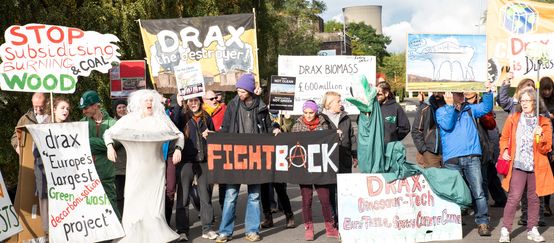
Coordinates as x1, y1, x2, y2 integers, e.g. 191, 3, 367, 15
80, 90, 121, 219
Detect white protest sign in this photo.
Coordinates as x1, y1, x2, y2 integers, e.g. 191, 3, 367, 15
0, 24, 121, 93
174, 62, 206, 100
510, 32, 554, 79
0, 171, 21, 242
27, 122, 124, 243
278, 55, 376, 115
338, 173, 462, 243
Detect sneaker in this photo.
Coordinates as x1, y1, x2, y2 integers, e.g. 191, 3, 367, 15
477, 224, 491, 237
499, 227, 510, 242
215, 234, 232, 243
202, 231, 219, 240
177, 233, 189, 241
244, 232, 261, 242
527, 227, 545, 242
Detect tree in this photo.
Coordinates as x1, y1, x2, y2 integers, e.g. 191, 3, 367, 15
347, 23, 391, 66
380, 53, 406, 97
324, 19, 342, 32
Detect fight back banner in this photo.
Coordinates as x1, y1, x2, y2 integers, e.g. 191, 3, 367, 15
338, 174, 462, 242
139, 14, 259, 92
27, 122, 124, 243
207, 130, 339, 184
0, 171, 21, 242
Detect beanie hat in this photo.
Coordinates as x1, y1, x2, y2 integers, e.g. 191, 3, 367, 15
236, 73, 256, 93
303, 100, 318, 113
79, 90, 101, 109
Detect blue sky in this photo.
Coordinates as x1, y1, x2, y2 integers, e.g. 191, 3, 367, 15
320, 0, 488, 53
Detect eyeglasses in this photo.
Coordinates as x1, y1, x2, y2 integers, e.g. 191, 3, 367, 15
206, 97, 217, 101
520, 99, 533, 103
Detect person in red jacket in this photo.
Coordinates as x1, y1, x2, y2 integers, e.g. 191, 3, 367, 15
203, 90, 227, 131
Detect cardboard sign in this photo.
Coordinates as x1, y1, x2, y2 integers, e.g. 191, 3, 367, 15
406, 34, 487, 92
174, 62, 206, 100
278, 55, 376, 115
207, 130, 339, 184
0, 171, 22, 242
509, 33, 554, 80
487, 0, 554, 84
0, 24, 120, 93
139, 14, 259, 91
338, 174, 462, 242
110, 60, 146, 98
269, 76, 296, 111
26, 122, 124, 243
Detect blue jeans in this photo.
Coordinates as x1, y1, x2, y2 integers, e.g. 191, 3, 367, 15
444, 156, 490, 225
218, 184, 261, 236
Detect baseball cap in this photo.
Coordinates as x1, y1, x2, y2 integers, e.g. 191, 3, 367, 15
79, 90, 101, 109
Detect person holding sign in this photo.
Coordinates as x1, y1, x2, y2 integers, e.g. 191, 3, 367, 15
216, 73, 279, 243
498, 88, 554, 243
104, 89, 184, 243
292, 100, 339, 241
11, 92, 48, 155
79, 90, 121, 219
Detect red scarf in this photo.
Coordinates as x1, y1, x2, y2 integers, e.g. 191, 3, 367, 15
303, 117, 320, 131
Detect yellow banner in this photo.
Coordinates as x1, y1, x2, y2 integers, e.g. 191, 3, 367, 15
487, 0, 554, 83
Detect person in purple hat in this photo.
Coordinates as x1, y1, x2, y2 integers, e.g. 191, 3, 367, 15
216, 73, 280, 242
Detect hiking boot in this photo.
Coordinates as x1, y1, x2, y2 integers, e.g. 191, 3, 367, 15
325, 221, 339, 238
261, 214, 273, 228
499, 227, 510, 242
478, 224, 491, 236
215, 234, 232, 243
244, 232, 261, 242
527, 226, 545, 242
286, 213, 295, 228
304, 223, 314, 241
202, 231, 218, 240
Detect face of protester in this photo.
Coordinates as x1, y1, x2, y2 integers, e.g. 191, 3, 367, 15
187, 98, 201, 113
203, 90, 218, 107
116, 104, 127, 118
143, 96, 154, 116
376, 87, 387, 103
237, 88, 251, 101
54, 101, 70, 123
82, 103, 99, 118
32, 93, 46, 115
520, 93, 535, 114
542, 88, 553, 99
464, 92, 478, 104
326, 95, 342, 113
303, 108, 316, 122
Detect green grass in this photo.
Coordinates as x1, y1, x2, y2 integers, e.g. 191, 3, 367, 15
406, 82, 486, 92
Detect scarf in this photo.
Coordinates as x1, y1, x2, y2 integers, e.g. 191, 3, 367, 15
193, 110, 203, 123
203, 103, 219, 116
303, 116, 320, 131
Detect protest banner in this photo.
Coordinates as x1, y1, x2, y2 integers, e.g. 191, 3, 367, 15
278, 55, 376, 115
487, 0, 554, 84
139, 13, 259, 92
207, 130, 339, 185
26, 122, 124, 243
110, 60, 146, 98
338, 174, 462, 242
269, 76, 296, 111
0, 24, 120, 93
174, 62, 206, 100
509, 32, 554, 80
0, 171, 21, 242
406, 34, 487, 92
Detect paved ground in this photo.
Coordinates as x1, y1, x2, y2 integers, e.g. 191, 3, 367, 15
176, 98, 554, 242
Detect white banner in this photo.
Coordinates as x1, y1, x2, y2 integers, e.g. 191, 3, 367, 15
338, 173, 462, 243
27, 122, 124, 243
278, 55, 376, 115
0, 24, 121, 93
509, 33, 554, 80
0, 171, 21, 242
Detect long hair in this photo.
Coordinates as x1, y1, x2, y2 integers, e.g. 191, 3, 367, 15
377, 81, 394, 99
47, 96, 71, 122
322, 91, 341, 110
514, 78, 535, 100
127, 89, 166, 118
515, 87, 547, 114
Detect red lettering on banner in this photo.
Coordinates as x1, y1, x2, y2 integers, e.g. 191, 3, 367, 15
207, 144, 221, 170
223, 144, 233, 170
511, 37, 550, 55
366, 176, 383, 196
262, 145, 274, 170
8, 24, 86, 46
398, 179, 410, 193
248, 145, 261, 170
385, 181, 397, 194
411, 175, 422, 192
26, 25, 46, 44
406, 191, 434, 207
234, 145, 248, 170
9, 26, 27, 45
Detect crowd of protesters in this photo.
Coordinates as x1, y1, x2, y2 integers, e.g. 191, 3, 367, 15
10, 72, 554, 243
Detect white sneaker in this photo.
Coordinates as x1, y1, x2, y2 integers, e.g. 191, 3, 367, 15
202, 231, 219, 240
499, 227, 510, 242
527, 226, 545, 242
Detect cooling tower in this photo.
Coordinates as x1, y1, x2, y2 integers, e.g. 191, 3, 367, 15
343, 5, 383, 34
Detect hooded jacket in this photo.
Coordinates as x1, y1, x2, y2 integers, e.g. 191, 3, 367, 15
220, 95, 272, 134
182, 110, 215, 162
411, 95, 444, 154
436, 92, 493, 162
380, 98, 410, 145
321, 111, 357, 173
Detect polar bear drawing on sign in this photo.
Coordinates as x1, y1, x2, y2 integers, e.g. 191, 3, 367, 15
416, 41, 476, 81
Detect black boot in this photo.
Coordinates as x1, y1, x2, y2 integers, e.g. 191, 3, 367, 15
261, 213, 273, 228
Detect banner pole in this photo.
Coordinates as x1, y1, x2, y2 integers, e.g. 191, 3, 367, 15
49, 92, 54, 123
252, 8, 260, 83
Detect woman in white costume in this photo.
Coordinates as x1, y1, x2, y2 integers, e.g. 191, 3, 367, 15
105, 89, 184, 243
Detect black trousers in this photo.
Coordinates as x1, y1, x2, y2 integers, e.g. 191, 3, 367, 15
261, 183, 293, 216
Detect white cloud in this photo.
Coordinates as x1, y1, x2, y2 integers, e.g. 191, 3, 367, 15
383, 21, 413, 53
331, 13, 343, 23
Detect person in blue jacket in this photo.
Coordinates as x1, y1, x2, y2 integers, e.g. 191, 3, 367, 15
436, 81, 493, 237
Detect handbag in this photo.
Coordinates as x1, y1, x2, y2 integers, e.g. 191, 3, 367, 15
496, 149, 510, 176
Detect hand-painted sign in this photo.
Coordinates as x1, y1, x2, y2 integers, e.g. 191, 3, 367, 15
0, 24, 120, 93
0, 171, 21, 242
26, 122, 124, 243
406, 34, 487, 92
139, 14, 259, 92
207, 130, 339, 184
269, 76, 296, 111
509, 33, 554, 79
278, 55, 376, 115
338, 174, 462, 242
